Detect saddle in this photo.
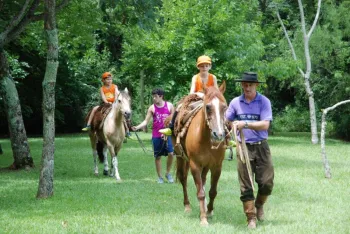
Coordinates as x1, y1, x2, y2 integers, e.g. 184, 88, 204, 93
88, 103, 131, 132
88, 103, 112, 131
174, 94, 203, 144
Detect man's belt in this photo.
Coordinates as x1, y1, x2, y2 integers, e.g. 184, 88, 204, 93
246, 139, 267, 145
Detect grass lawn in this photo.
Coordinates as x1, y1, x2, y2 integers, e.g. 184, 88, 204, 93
0, 132, 349, 234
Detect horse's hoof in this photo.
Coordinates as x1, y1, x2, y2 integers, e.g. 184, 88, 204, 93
116, 178, 122, 183
103, 170, 109, 176
94, 172, 99, 176
200, 219, 209, 226
184, 205, 191, 213
207, 210, 214, 218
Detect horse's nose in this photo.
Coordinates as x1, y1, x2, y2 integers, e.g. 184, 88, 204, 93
212, 131, 224, 141
124, 112, 131, 119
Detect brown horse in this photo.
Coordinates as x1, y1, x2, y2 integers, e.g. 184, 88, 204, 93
174, 82, 227, 226
87, 88, 131, 181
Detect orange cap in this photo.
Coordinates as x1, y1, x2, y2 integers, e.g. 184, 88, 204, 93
196, 55, 212, 66
101, 72, 112, 79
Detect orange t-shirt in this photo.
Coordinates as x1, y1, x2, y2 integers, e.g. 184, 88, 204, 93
102, 84, 117, 102
194, 73, 214, 92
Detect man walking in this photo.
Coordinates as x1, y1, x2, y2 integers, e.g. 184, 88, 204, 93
225, 72, 274, 229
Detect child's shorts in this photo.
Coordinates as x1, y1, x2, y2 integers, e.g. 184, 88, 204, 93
152, 137, 174, 158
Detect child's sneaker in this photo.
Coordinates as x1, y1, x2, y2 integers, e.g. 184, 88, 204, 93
159, 128, 172, 136
82, 125, 91, 131
228, 140, 236, 147
165, 173, 174, 183
157, 177, 164, 184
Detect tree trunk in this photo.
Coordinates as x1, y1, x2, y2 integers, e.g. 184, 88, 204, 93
320, 111, 331, 179
307, 87, 318, 144
37, 0, 58, 199
276, 0, 322, 144
320, 100, 350, 179
0, 49, 34, 169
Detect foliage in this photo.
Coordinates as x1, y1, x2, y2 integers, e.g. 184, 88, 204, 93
1, 133, 350, 232
121, 0, 265, 103
7, 52, 30, 80
273, 105, 311, 132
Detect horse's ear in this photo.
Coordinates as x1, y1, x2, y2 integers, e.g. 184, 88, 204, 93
124, 87, 128, 93
219, 80, 226, 94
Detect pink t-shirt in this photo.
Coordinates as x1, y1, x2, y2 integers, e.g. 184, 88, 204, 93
152, 101, 171, 138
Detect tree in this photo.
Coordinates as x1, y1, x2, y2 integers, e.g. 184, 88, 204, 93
0, 0, 69, 169
37, 0, 63, 198
276, 0, 322, 144
320, 100, 350, 179
0, 0, 41, 169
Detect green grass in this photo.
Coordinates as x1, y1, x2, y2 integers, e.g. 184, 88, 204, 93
0, 132, 349, 234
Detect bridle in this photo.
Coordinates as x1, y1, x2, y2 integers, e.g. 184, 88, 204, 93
203, 99, 228, 150
114, 92, 131, 120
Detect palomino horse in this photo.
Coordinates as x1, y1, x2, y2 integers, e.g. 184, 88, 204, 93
174, 82, 227, 226
88, 88, 131, 181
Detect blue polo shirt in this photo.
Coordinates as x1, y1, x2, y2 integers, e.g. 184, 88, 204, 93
225, 93, 272, 143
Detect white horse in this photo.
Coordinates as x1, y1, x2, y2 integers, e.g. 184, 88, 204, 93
87, 88, 131, 181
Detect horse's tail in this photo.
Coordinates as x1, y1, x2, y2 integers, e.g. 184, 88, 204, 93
96, 141, 104, 163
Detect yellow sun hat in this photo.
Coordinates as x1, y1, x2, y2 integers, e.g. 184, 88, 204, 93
196, 55, 212, 66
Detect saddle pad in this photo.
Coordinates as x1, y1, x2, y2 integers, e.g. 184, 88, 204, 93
91, 103, 112, 131
174, 94, 203, 136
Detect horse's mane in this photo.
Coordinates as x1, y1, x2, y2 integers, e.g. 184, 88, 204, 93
204, 86, 226, 104
118, 90, 131, 101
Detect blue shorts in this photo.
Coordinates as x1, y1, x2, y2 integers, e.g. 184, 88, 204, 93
152, 137, 174, 158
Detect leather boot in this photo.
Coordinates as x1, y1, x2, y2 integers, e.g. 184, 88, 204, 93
255, 194, 268, 221
243, 200, 256, 229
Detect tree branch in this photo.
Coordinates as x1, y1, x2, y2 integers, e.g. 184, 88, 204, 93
308, 0, 322, 38
2, 0, 32, 38
56, 0, 70, 12
2, 0, 41, 46
3, 0, 69, 46
323, 100, 350, 114
298, 0, 307, 39
276, 9, 304, 76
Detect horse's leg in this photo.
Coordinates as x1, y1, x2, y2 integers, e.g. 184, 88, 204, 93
89, 133, 99, 175
201, 168, 210, 213
176, 157, 191, 212
207, 166, 222, 217
111, 155, 121, 181
190, 162, 207, 226
107, 143, 121, 181
93, 150, 98, 175
102, 145, 109, 176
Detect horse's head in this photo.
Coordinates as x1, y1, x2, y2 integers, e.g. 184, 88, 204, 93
203, 81, 227, 142
114, 88, 132, 120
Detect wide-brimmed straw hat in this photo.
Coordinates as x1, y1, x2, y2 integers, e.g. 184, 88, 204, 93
234, 72, 264, 83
